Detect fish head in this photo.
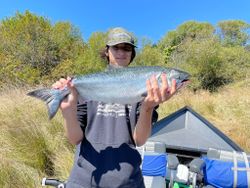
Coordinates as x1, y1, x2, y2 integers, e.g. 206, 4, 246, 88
165, 68, 191, 90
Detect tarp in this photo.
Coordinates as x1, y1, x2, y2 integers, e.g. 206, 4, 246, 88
142, 154, 167, 177
203, 157, 250, 188
149, 106, 242, 153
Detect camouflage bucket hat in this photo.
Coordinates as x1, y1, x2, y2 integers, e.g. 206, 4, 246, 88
106, 27, 136, 47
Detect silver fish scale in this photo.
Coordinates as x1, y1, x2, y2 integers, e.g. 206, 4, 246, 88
72, 66, 168, 104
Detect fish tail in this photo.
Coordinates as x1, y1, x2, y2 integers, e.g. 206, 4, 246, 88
27, 88, 68, 119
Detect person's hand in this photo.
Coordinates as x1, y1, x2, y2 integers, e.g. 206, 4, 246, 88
142, 73, 176, 111
52, 77, 78, 111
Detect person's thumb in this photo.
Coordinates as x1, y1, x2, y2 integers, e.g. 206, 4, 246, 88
66, 77, 78, 101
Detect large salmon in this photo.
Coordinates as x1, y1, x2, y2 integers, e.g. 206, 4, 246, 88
27, 66, 190, 119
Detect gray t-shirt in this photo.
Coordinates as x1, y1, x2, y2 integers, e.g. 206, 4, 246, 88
66, 101, 158, 188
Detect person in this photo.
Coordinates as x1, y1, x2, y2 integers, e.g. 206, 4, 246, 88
52, 27, 176, 188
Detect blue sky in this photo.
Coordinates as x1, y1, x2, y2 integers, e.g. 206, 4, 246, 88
0, 0, 250, 44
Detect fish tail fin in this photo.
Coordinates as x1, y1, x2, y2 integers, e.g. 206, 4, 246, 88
27, 88, 65, 120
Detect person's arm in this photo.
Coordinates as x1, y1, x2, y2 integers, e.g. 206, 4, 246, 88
133, 74, 176, 146
52, 78, 84, 145
133, 104, 154, 146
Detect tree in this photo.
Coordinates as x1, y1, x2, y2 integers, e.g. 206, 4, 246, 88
219, 46, 250, 82
158, 21, 215, 63
51, 31, 107, 79
158, 21, 214, 48
134, 44, 164, 66
217, 20, 250, 46
0, 11, 56, 75
0, 11, 85, 85
51, 22, 85, 61
168, 38, 230, 91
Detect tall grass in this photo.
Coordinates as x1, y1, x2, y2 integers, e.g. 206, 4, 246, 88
0, 81, 249, 187
0, 88, 74, 187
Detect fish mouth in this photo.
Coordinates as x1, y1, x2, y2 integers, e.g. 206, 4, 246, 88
182, 79, 190, 83
177, 79, 190, 90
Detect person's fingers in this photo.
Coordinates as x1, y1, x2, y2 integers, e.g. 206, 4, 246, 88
59, 78, 67, 85
146, 79, 153, 100
66, 77, 73, 88
67, 76, 73, 82
160, 73, 168, 101
151, 75, 161, 103
65, 77, 78, 99
52, 83, 58, 89
52, 81, 63, 89
170, 79, 177, 95
52, 78, 68, 89
69, 85, 78, 97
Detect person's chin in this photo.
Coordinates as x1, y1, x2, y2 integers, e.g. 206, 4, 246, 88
116, 59, 129, 66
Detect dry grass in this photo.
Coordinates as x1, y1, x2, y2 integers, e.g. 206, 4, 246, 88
0, 87, 74, 187
0, 81, 249, 187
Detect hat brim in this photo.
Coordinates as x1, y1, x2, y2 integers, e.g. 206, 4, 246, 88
106, 41, 137, 48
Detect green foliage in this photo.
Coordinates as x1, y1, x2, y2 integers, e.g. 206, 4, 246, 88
0, 11, 56, 73
176, 21, 215, 41
134, 44, 164, 66
0, 11, 85, 86
158, 21, 215, 49
47, 31, 107, 81
219, 46, 250, 81
51, 22, 85, 60
217, 20, 250, 46
157, 20, 249, 91
162, 45, 178, 64
74, 31, 107, 74
168, 38, 230, 91
0, 56, 41, 86
158, 21, 215, 65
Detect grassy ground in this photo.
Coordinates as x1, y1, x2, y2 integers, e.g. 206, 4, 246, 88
0, 81, 249, 187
